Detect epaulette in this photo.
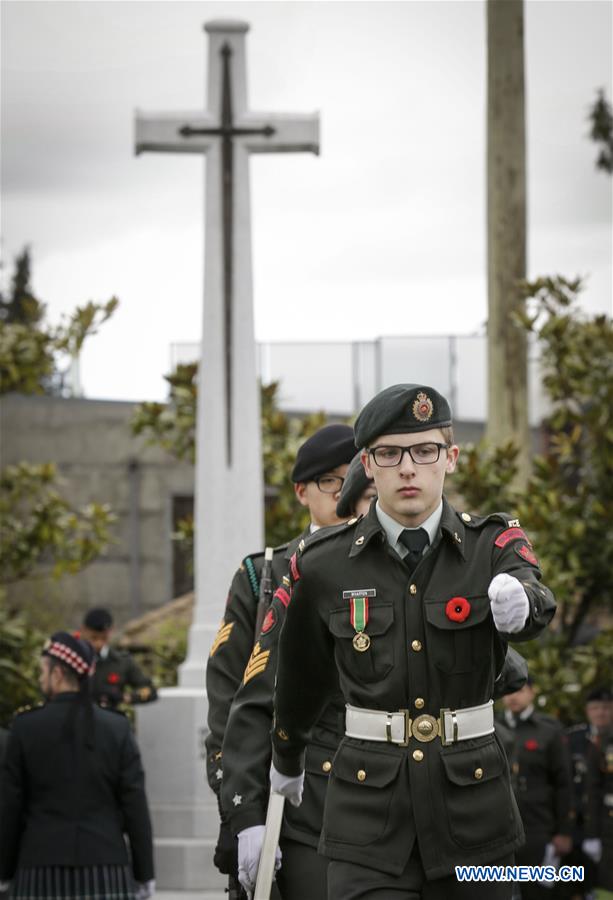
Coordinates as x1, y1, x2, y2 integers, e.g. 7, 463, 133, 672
13, 701, 44, 719
296, 517, 360, 557
458, 510, 521, 529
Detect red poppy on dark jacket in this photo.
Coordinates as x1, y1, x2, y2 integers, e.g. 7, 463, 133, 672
445, 596, 471, 623
524, 738, 539, 751
107, 672, 121, 684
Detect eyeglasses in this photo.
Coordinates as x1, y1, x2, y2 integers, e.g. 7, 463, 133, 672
368, 442, 449, 467
313, 474, 345, 494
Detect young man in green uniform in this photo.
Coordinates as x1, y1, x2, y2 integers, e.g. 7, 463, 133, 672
205, 424, 356, 884
270, 383, 556, 899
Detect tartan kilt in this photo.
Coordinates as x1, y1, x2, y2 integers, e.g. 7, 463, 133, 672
9, 865, 136, 900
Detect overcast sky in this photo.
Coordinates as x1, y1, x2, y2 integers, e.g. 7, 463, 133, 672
1, 0, 611, 402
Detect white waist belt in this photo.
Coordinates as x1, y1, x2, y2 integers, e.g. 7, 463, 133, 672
345, 700, 494, 746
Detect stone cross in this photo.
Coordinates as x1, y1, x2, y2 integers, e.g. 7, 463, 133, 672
135, 21, 319, 686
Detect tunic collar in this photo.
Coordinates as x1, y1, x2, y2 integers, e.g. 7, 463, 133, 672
375, 500, 442, 559
349, 495, 465, 559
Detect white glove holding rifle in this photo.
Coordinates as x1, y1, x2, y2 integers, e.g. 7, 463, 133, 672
237, 824, 282, 899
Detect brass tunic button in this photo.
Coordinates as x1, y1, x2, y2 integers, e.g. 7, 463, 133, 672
357, 769, 367, 782
412, 750, 424, 762
461, 512, 472, 522
409, 584, 417, 595
414, 698, 425, 709
474, 767, 484, 780
411, 639, 422, 652
322, 761, 332, 773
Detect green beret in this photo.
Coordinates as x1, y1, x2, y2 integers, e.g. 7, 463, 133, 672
354, 384, 452, 448
336, 453, 374, 518
291, 424, 356, 483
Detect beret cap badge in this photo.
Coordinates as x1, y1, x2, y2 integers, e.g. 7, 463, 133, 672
412, 392, 434, 423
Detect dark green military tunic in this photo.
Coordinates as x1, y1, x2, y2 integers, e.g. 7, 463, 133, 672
585, 728, 613, 890
272, 498, 556, 881
221, 529, 347, 842
205, 530, 309, 795
91, 647, 157, 710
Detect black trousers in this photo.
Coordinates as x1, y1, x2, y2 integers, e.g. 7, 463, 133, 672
276, 837, 328, 900
327, 847, 514, 900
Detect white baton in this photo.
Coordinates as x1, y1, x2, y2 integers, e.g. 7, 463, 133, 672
254, 791, 285, 900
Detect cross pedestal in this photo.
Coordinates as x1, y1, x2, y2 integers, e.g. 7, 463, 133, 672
134, 20, 319, 888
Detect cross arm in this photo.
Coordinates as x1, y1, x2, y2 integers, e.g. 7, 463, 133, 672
134, 110, 218, 155
240, 112, 320, 156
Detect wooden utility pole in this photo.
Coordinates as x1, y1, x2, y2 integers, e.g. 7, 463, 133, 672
487, 0, 530, 485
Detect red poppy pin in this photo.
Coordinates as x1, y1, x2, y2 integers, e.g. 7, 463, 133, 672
524, 739, 539, 751
107, 672, 121, 685
445, 596, 471, 623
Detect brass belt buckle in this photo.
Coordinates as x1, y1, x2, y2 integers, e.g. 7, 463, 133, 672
412, 713, 439, 743
439, 708, 454, 746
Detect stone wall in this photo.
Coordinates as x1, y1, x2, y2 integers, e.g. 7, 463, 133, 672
1, 393, 194, 628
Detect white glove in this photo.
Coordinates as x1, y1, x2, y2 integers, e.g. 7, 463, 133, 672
134, 880, 155, 899
238, 824, 281, 898
270, 762, 305, 807
0, 882, 11, 894
582, 837, 602, 863
488, 573, 530, 633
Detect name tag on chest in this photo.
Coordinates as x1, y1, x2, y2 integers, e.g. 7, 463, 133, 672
342, 589, 377, 599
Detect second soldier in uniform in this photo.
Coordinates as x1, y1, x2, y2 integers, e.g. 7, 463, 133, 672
205, 424, 356, 891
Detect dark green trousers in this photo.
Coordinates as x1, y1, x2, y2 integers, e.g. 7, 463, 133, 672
276, 838, 328, 900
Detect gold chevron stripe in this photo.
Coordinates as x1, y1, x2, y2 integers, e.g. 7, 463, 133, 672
244, 661, 270, 684
242, 642, 271, 683
245, 655, 270, 674
210, 621, 235, 657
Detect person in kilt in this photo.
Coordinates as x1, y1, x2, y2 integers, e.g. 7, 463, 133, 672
0, 631, 154, 900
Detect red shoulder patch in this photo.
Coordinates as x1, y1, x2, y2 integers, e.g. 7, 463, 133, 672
261, 607, 277, 634
274, 587, 291, 608
515, 544, 539, 567
494, 527, 530, 548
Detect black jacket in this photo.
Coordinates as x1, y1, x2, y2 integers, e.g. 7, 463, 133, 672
0, 693, 154, 881
272, 499, 556, 879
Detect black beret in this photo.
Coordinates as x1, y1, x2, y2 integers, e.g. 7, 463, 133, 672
43, 631, 96, 678
336, 453, 375, 518
586, 686, 613, 703
83, 607, 113, 631
291, 424, 355, 483
354, 384, 452, 448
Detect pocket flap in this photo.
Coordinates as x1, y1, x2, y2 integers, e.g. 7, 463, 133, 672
329, 602, 394, 638
332, 744, 402, 788
424, 594, 490, 631
441, 737, 505, 787
305, 742, 335, 776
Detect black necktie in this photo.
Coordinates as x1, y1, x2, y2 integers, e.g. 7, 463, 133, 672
398, 527, 429, 572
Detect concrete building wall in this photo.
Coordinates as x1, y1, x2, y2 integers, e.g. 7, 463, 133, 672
1, 393, 194, 628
